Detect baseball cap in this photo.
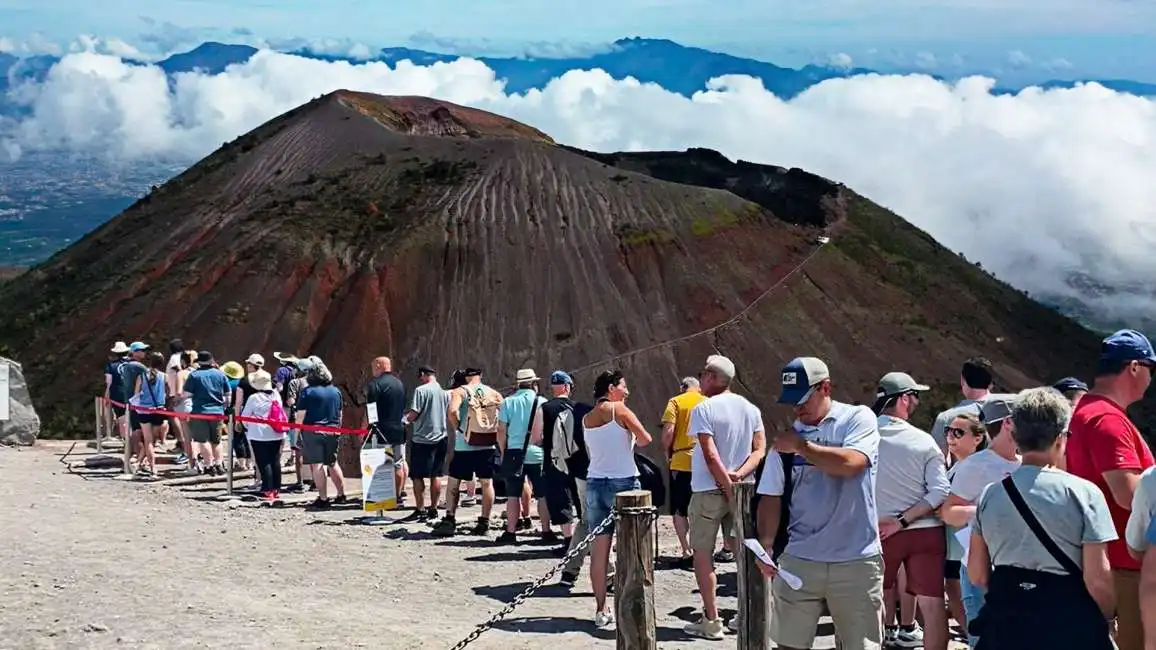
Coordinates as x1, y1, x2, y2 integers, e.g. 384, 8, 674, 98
705, 355, 736, 381
128, 341, 150, 352
418, 365, 437, 376
464, 367, 483, 377
550, 370, 573, 386
196, 350, 214, 364
875, 372, 930, 399
1100, 329, 1156, 365
245, 353, 265, 367
1052, 377, 1088, 393
295, 357, 316, 372
979, 394, 1019, 425
778, 357, 831, 405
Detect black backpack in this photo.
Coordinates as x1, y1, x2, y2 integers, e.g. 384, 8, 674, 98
634, 453, 666, 510
751, 451, 794, 561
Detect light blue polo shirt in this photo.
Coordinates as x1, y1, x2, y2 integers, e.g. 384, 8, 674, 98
498, 389, 547, 464
757, 400, 881, 562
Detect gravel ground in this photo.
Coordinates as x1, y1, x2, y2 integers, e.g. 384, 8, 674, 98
2, 442, 966, 649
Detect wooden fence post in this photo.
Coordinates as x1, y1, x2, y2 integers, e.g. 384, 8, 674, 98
615, 489, 657, 650
734, 481, 770, 650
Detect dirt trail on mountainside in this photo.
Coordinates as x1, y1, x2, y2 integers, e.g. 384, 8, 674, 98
1, 443, 978, 649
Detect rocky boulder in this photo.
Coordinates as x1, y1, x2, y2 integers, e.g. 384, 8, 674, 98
0, 357, 40, 446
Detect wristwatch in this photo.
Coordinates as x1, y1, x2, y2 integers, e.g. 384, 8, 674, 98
897, 514, 911, 529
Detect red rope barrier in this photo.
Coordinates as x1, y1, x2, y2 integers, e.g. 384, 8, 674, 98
104, 398, 369, 435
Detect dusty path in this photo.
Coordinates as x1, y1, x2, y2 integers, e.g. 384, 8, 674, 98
2, 443, 961, 650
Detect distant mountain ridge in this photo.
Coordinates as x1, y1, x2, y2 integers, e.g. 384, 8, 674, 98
3, 37, 1155, 102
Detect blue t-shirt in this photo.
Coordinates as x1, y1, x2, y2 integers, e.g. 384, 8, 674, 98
498, 389, 547, 464
137, 372, 167, 409
298, 384, 343, 426
183, 367, 230, 415
757, 400, 882, 563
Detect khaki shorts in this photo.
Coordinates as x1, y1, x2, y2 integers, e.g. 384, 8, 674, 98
688, 490, 735, 553
770, 553, 884, 650
1112, 569, 1142, 650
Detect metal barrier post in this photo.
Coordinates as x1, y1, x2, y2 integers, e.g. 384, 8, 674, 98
93, 397, 104, 454
226, 412, 235, 496
122, 407, 133, 475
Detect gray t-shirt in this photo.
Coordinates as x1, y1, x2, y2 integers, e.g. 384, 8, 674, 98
409, 381, 450, 444
875, 415, 950, 529
974, 465, 1117, 574
120, 360, 148, 405
758, 400, 881, 563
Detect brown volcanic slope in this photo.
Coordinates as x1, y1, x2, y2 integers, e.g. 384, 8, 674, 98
0, 90, 1136, 439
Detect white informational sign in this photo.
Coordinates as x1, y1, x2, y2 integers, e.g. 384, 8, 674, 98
0, 363, 9, 421
360, 438, 396, 512
956, 526, 973, 565
366, 403, 379, 424
742, 539, 804, 590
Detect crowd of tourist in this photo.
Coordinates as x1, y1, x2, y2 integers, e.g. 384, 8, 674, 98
100, 329, 1156, 650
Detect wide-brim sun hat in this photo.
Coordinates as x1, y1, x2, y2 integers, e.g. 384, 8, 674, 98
221, 361, 245, 380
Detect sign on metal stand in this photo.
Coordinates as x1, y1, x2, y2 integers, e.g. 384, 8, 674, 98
0, 362, 9, 421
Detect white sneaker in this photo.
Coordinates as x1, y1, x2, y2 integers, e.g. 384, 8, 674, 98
895, 623, 924, 648
594, 611, 614, 629
684, 616, 725, 640
727, 615, 741, 633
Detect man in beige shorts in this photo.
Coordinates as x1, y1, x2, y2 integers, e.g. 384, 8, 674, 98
682, 355, 766, 640
758, 357, 884, 650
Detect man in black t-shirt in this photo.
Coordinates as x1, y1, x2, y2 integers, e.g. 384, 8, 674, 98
366, 356, 407, 505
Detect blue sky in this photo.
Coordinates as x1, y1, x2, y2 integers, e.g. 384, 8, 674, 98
3, 0, 1156, 81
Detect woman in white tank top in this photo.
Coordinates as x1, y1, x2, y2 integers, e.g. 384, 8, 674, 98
581, 369, 653, 629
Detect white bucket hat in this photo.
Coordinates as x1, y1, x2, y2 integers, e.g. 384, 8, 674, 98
248, 370, 273, 392
110, 341, 130, 354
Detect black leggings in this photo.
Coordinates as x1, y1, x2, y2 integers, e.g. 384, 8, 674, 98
250, 439, 283, 493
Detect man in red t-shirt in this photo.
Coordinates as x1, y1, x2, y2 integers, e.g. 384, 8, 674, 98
1066, 329, 1156, 650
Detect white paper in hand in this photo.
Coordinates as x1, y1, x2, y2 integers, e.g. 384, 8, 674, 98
743, 539, 804, 590
366, 403, 379, 424
955, 526, 972, 565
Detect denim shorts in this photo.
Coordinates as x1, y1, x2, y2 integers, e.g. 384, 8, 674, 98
586, 476, 640, 536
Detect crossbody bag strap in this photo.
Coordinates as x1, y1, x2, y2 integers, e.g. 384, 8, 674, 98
1001, 475, 1083, 577
523, 397, 538, 453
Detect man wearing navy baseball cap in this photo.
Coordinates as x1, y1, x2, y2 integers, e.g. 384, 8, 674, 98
1066, 329, 1156, 650
758, 356, 884, 650
1052, 377, 1089, 407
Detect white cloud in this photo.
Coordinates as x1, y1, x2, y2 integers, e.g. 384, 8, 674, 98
828, 52, 854, 69
2, 50, 1155, 322
1006, 49, 1032, 69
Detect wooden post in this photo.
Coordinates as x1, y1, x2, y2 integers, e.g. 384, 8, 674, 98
615, 489, 657, 650
734, 481, 770, 650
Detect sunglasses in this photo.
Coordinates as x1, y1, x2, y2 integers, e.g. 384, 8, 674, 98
945, 427, 972, 439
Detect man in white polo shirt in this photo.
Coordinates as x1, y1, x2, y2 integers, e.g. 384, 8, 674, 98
683, 354, 766, 640
873, 371, 951, 650
757, 356, 883, 650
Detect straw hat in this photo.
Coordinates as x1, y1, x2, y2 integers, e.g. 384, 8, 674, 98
249, 370, 273, 392
515, 368, 540, 383
221, 361, 245, 380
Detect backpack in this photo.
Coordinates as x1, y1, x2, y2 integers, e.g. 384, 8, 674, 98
634, 453, 666, 509
549, 403, 578, 472
464, 385, 501, 447
266, 399, 290, 433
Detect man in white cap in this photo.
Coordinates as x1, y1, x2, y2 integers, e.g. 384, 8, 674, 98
756, 356, 883, 650
105, 341, 131, 440
873, 372, 950, 650
496, 368, 546, 544
683, 355, 766, 640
